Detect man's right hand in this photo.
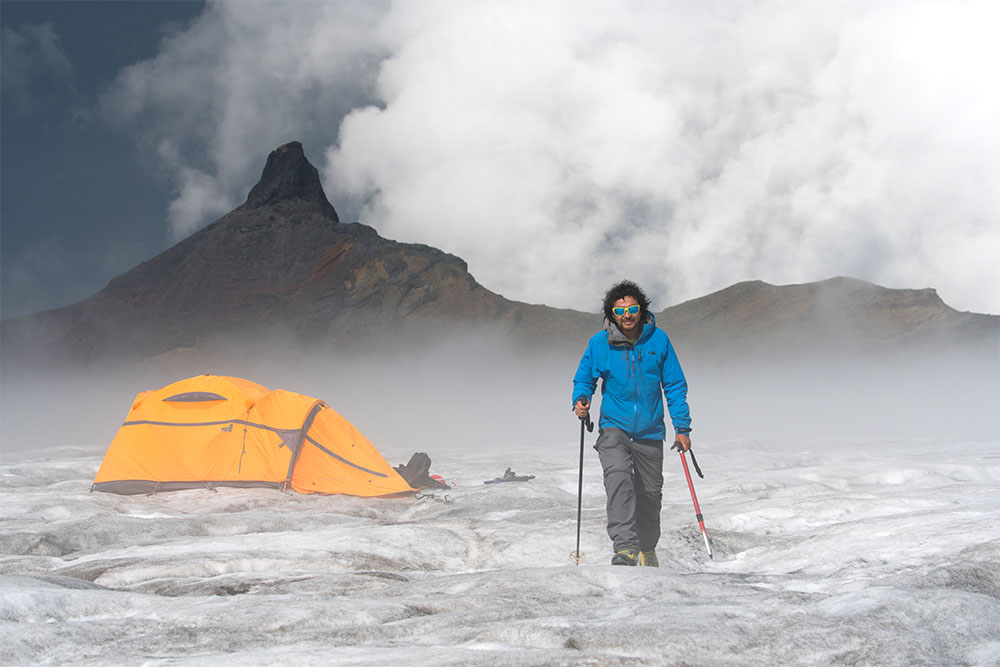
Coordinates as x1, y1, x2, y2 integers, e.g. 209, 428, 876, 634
574, 398, 590, 420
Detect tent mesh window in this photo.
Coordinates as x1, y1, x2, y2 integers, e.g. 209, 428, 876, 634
163, 392, 227, 402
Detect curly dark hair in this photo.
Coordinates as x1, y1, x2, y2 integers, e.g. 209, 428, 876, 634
602, 280, 651, 321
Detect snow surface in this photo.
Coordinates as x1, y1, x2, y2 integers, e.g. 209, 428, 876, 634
2, 436, 999, 666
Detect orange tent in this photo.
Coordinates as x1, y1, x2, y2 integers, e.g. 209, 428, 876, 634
92, 375, 414, 497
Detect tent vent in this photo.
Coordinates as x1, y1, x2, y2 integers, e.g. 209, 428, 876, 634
164, 392, 227, 402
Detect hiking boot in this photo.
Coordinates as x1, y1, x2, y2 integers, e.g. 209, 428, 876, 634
639, 549, 659, 567
611, 549, 638, 566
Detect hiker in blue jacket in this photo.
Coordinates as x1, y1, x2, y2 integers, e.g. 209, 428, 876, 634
572, 280, 692, 567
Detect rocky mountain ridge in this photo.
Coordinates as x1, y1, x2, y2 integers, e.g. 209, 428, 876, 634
2, 142, 995, 371
1, 142, 596, 367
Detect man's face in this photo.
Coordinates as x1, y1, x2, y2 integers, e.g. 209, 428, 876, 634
612, 296, 642, 338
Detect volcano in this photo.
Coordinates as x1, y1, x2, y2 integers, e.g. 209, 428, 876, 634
1, 142, 594, 367
2, 142, 995, 371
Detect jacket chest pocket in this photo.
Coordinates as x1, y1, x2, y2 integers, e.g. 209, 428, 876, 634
639, 349, 661, 378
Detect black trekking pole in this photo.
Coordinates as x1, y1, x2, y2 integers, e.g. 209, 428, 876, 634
570, 409, 593, 564
672, 441, 713, 559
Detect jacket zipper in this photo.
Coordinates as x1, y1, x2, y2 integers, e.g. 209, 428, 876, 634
630, 346, 641, 437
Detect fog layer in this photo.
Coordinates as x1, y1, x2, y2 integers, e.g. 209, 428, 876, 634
2, 333, 996, 458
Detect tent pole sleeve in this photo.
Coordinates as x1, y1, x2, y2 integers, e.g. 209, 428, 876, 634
284, 401, 325, 482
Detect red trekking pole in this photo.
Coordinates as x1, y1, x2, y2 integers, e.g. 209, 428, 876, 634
672, 441, 713, 560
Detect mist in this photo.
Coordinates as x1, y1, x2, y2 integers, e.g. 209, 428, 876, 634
2, 331, 996, 462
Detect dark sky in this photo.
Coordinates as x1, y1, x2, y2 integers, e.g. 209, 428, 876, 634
1, 1, 205, 319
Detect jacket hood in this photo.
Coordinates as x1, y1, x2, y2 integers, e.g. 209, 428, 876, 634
604, 311, 656, 346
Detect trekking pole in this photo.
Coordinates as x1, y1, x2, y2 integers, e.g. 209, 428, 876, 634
672, 441, 713, 560
570, 411, 593, 564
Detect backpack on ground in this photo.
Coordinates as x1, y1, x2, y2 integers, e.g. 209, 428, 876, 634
395, 452, 449, 490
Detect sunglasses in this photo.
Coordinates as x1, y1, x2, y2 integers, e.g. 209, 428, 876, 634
612, 305, 641, 316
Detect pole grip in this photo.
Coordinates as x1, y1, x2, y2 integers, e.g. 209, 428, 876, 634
677, 447, 703, 516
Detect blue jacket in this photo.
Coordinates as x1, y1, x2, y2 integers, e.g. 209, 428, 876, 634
572, 313, 691, 440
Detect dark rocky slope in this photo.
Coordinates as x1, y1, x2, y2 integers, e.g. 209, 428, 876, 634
3, 142, 995, 371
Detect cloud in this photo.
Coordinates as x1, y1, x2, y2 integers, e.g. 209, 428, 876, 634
101, 1, 388, 240
1, 22, 75, 113
104, 0, 1000, 313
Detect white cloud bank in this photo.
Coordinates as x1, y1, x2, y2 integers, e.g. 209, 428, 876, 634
105, 0, 1000, 313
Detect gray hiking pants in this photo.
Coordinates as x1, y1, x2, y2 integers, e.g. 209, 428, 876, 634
594, 427, 664, 552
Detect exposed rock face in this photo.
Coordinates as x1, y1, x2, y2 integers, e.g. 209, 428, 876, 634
0, 142, 596, 367
244, 141, 338, 220
659, 277, 998, 360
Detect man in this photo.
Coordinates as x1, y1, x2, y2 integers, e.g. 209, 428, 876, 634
572, 280, 692, 567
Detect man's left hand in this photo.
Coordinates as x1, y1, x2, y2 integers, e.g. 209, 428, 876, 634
673, 433, 691, 452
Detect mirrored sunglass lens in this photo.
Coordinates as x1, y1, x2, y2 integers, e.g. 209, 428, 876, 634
613, 305, 640, 316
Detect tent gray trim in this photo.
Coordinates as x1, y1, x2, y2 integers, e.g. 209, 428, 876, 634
91, 480, 283, 495
283, 402, 324, 481
124, 418, 289, 433
279, 401, 389, 479
305, 433, 389, 478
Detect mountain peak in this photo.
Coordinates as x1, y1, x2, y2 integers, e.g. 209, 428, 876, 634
244, 141, 338, 220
